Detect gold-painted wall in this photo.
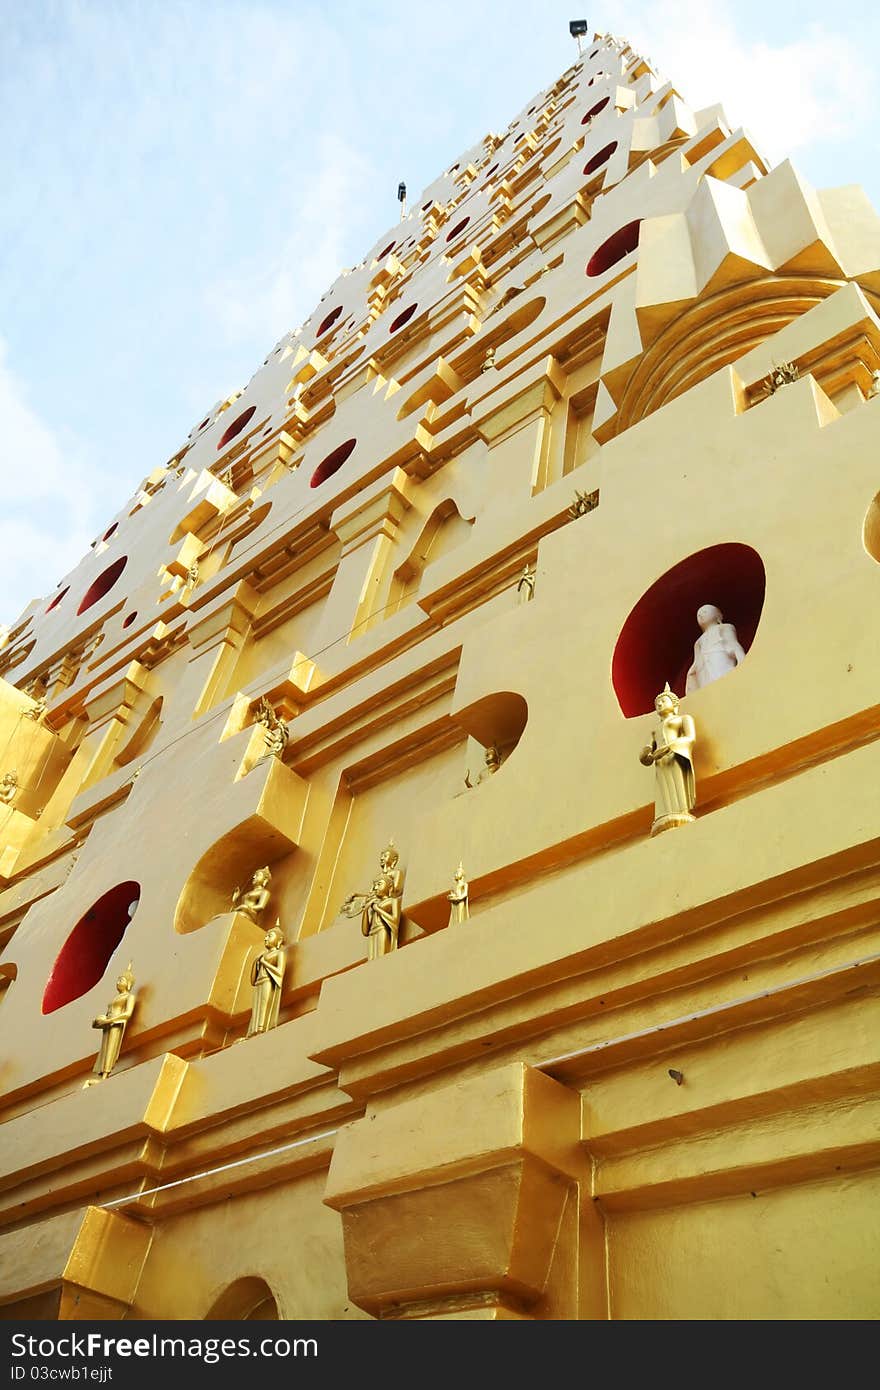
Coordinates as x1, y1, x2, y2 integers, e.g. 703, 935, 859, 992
608, 1173, 880, 1320
129, 1172, 367, 1322
1, 29, 879, 1321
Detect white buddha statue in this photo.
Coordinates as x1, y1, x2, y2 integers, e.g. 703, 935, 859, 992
685, 604, 746, 694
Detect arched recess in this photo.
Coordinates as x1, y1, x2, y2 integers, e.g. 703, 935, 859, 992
316, 304, 344, 339
0, 962, 17, 1007
46, 587, 69, 614
584, 140, 617, 176
310, 438, 356, 488
42, 882, 141, 1013
610, 275, 866, 438
390, 303, 418, 334
173, 756, 306, 934
474, 295, 547, 368
205, 1277, 279, 1320
612, 543, 766, 717
587, 220, 641, 277
863, 489, 880, 563
114, 696, 164, 768
582, 95, 609, 123
175, 829, 292, 935
453, 690, 528, 759
387, 500, 474, 615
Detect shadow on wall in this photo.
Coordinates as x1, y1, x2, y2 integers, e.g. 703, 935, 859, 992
114, 696, 164, 768
387, 499, 475, 616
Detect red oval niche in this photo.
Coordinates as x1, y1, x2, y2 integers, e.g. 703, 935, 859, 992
612, 543, 766, 717
42, 881, 141, 1014
310, 438, 357, 488
581, 96, 609, 124
76, 556, 127, 616
317, 304, 344, 338
217, 405, 256, 450
584, 141, 617, 176
390, 303, 418, 333
446, 216, 470, 243
587, 220, 642, 277
46, 587, 69, 614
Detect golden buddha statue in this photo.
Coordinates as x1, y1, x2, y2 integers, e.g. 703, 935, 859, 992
340, 842, 404, 960
447, 863, 469, 926
464, 744, 501, 789
639, 684, 696, 835
232, 866, 272, 923
86, 965, 136, 1084
516, 564, 536, 604
255, 697, 289, 759
246, 924, 286, 1037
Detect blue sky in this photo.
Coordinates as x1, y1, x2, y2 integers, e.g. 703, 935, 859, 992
2, 0, 878, 626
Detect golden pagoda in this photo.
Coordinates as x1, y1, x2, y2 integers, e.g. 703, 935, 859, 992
2, 31, 879, 1320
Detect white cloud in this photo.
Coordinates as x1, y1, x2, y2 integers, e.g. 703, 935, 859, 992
0, 337, 103, 625
601, 0, 873, 164
204, 132, 377, 349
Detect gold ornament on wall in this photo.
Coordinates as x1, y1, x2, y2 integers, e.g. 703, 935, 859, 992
568, 488, 599, 520
255, 698, 290, 759
762, 360, 799, 396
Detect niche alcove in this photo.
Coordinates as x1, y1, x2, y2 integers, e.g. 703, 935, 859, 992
612, 543, 766, 716
310, 438, 356, 488
587, 221, 642, 277
217, 406, 257, 451
42, 881, 141, 1013
453, 690, 529, 761
863, 488, 880, 563
205, 1277, 279, 1320
77, 556, 127, 616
